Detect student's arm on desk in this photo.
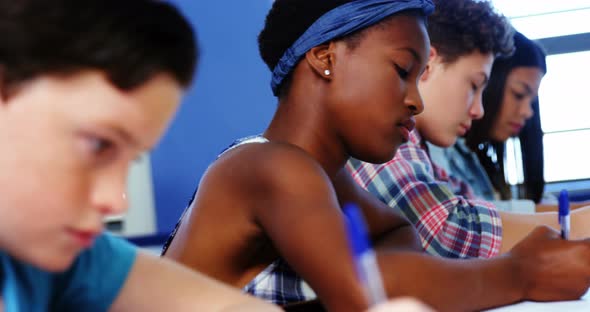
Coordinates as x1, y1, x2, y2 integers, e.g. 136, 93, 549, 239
378, 227, 590, 311
110, 252, 281, 312
499, 206, 590, 253
536, 202, 590, 212
249, 149, 590, 312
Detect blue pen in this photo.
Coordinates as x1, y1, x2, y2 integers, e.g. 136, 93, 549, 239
343, 203, 387, 306
558, 189, 570, 240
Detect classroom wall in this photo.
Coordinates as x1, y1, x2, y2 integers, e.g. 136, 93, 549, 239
150, 1, 276, 233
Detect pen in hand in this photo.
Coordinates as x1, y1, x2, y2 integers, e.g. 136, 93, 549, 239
343, 203, 387, 306
558, 189, 570, 240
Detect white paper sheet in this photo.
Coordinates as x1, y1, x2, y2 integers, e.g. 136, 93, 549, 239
484, 289, 590, 311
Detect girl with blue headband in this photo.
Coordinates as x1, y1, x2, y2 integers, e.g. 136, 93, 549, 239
164, 0, 590, 311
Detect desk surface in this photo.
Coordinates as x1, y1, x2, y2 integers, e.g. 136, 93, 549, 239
282, 289, 590, 312
485, 289, 590, 311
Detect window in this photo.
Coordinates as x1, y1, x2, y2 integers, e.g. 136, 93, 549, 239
539, 51, 590, 134
492, 0, 590, 40
511, 8, 590, 39
544, 130, 590, 182
493, 0, 590, 17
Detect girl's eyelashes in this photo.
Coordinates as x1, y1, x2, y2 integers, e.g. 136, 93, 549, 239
511, 89, 526, 100
394, 64, 410, 80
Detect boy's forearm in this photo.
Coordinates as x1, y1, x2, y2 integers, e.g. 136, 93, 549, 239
571, 207, 590, 239
498, 211, 554, 253
499, 207, 590, 253
536, 202, 590, 213
374, 224, 423, 252
111, 252, 282, 312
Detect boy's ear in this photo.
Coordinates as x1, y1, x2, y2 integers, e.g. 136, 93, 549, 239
420, 47, 439, 82
304, 42, 335, 81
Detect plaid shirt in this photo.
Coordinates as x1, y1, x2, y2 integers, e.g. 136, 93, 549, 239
346, 131, 502, 258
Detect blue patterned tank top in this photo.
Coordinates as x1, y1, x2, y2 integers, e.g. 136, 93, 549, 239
161, 135, 317, 306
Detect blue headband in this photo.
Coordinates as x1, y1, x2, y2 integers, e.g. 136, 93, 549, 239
270, 0, 435, 96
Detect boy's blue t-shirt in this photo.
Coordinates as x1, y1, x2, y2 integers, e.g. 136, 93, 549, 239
1, 233, 137, 312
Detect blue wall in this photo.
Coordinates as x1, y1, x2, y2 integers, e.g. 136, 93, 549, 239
151, 1, 276, 233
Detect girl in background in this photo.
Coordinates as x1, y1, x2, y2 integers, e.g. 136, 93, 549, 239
465, 31, 546, 203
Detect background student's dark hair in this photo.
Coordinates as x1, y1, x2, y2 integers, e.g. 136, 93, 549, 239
0, 0, 198, 100
465, 32, 547, 202
258, 0, 424, 98
519, 98, 545, 202
427, 0, 514, 63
